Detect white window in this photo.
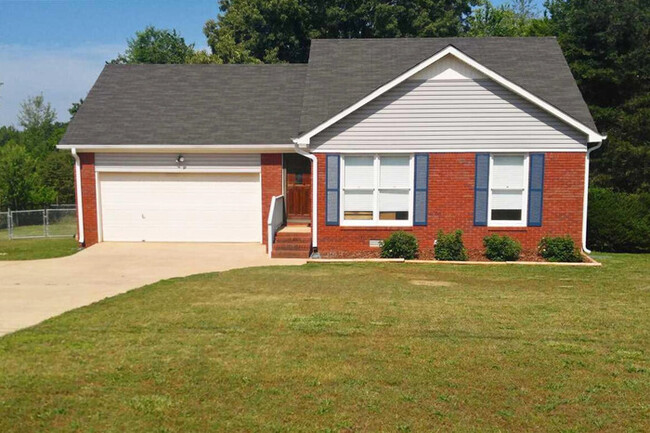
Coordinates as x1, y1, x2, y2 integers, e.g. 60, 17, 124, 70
488, 154, 529, 227
341, 155, 413, 226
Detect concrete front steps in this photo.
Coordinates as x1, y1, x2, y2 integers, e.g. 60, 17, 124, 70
272, 226, 311, 258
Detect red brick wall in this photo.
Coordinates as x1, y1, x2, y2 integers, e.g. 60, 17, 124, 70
78, 153, 98, 247
261, 154, 283, 249
316, 152, 585, 256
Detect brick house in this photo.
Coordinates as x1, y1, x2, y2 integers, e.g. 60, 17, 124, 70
58, 38, 605, 258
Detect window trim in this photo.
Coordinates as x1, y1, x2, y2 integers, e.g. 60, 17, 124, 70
340, 154, 414, 227
487, 153, 529, 227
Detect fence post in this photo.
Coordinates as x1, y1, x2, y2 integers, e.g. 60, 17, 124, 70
8, 208, 12, 240
44, 209, 49, 238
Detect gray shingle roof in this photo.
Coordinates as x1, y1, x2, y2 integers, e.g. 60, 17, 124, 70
299, 37, 597, 134
61, 64, 308, 145
61, 37, 598, 146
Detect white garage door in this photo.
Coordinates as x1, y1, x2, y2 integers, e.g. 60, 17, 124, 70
98, 172, 262, 242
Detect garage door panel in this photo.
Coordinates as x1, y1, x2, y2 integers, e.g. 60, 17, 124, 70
99, 172, 261, 242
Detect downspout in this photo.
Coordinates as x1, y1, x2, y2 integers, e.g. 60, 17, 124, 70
71, 148, 85, 245
293, 144, 319, 257
582, 141, 603, 254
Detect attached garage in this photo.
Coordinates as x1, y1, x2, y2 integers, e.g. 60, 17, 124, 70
95, 154, 262, 243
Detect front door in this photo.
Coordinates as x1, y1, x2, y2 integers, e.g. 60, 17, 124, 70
284, 154, 311, 220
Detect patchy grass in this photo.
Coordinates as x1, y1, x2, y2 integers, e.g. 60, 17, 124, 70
0, 237, 79, 261
0, 254, 649, 432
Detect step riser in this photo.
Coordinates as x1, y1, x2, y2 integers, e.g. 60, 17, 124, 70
274, 249, 310, 255
274, 241, 311, 248
273, 245, 310, 251
274, 236, 311, 243
273, 252, 310, 258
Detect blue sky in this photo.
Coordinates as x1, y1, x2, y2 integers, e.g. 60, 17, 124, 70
0, 0, 544, 127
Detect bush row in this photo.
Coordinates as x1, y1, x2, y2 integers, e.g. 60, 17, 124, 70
380, 231, 582, 262
588, 188, 650, 253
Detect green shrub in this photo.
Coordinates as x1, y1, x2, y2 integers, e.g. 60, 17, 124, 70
381, 231, 419, 259
538, 236, 582, 262
483, 234, 521, 261
587, 188, 650, 253
434, 230, 467, 261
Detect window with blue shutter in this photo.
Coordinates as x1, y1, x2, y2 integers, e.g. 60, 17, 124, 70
413, 153, 429, 225
527, 153, 545, 226
474, 153, 490, 226
325, 154, 340, 225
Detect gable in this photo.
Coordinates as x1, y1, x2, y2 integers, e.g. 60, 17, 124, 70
310, 56, 589, 152
298, 39, 603, 145
409, 54, 486, 80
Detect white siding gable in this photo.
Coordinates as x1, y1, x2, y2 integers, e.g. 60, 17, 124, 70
311, 56, 588, 152
409, 54, 486, 80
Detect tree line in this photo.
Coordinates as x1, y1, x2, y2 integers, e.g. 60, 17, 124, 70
0, 96, 76, 210
1, 0, 647, 250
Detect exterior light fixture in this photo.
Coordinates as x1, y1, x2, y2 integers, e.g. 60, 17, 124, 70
176, 155, 185, 164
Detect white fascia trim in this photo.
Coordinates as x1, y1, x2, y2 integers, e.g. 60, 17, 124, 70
293, 45, 606, 146
312, 147, 588, 154
56, 144, 295, 153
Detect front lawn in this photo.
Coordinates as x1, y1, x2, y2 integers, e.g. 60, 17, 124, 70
1, 254, 649, 432
0, 237, 79, 261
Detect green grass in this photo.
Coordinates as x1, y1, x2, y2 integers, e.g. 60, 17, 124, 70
1, 254, 649, 432
0, 237, 79, 260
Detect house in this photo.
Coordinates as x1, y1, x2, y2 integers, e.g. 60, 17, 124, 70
58, 37, 605, 258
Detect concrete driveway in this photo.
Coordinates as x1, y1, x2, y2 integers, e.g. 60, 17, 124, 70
0, 243, 305, 336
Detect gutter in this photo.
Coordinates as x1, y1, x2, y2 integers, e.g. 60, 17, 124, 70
71, 148, 85, 245
582, 139, 604, 254
293, 144, 319, 257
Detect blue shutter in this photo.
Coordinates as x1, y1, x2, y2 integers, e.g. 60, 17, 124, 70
527, 153, 545, 227
474, 153, 490, 226
325, 155, 340, 226
413, 153, 429, 226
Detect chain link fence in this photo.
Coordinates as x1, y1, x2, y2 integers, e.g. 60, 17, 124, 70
1, 207, 77, 240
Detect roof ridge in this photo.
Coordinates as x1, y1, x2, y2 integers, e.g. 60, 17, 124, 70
310, 36, 558, 42
105, 63, 308, 67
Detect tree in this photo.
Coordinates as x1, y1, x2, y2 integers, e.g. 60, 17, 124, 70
203, 0, 479, 64
467, 0, 552, 36
18, 94, 56, 132
17, 95, 60, 159
68, 99, 84, 118
546, 0, 650, 193
185, 49, 224, 64
39, 151, 75, 205
0, 126, 20, 148
0, 143, 56, 210
111, 26, 196, 64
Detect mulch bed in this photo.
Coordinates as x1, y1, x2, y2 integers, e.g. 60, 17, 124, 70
320, 248, 580, 263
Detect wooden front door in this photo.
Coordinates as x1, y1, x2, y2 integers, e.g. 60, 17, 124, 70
284, 154, 311, 220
